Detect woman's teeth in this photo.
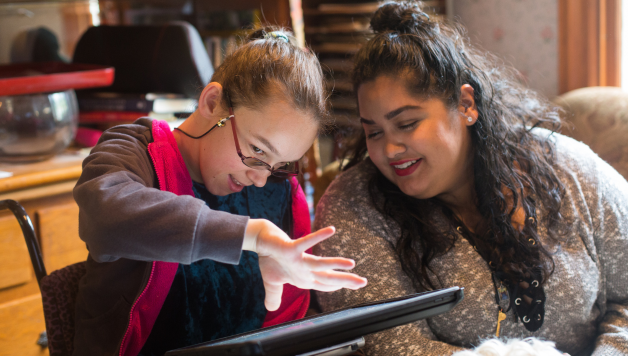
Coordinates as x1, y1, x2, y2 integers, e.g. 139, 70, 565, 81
394, 160, 418, 169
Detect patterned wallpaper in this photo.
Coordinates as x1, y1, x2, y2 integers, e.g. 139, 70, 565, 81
452, 0, 559, 99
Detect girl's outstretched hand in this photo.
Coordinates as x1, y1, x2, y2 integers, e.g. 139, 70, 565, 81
243, 218, 368, 311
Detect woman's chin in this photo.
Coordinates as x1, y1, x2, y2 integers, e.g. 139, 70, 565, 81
397, 182, 432, 200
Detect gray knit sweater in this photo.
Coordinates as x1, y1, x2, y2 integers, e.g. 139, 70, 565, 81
314, 131, 628, 356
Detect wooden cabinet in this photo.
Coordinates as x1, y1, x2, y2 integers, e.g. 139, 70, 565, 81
0, 151, 88, 356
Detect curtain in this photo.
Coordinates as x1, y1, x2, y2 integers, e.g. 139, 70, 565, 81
558, 0, 621, 94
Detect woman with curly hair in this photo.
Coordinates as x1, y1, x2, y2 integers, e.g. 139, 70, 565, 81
314, 2, 628, 355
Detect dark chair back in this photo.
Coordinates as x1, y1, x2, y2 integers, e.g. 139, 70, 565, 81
73, 22, 213, 98
41, 262, 86, 356
0, 199, 86, 356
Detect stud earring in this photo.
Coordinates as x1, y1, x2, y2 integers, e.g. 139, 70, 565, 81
467, 116, 473, 123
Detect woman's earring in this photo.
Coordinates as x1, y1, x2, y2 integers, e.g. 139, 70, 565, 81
467, 116, 473, 123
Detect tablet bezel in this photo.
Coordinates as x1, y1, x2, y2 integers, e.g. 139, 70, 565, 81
166, 286, 464, 356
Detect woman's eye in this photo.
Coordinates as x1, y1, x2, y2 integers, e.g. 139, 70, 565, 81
251, 145, 265, 156
367, 131, 382, 139
399, 121, 418, 130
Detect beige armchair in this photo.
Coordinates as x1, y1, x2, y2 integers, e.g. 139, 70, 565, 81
554, 86, 628, 180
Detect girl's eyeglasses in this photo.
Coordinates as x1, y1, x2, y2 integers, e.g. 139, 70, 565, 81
227, 107, 299, 178
174, 107, 300, 179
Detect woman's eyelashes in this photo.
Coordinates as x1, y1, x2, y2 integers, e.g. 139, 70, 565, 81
399, 120, 418, 130
366, 120, 419, 139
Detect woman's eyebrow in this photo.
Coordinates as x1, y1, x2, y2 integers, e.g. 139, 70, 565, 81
360, 118, 375, 124
253, 134, 279, 155
360, 105, 423, 124
384, 105, 422, 120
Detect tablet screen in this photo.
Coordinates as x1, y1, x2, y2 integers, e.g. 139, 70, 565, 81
208, 298, 410, 346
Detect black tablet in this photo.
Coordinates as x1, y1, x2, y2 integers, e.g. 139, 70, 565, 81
166, 286, 464, 356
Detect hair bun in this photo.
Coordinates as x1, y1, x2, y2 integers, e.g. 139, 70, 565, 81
246, 27, 295, 45
370, 1, 433, 34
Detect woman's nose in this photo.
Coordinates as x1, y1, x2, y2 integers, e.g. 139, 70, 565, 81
385, 137, 406, 158
247, 169, 271, 187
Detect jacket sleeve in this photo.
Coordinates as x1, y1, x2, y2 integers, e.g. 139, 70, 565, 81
590, 157, 628, 356
313, 188, 464, 356
73, 119, 248, 265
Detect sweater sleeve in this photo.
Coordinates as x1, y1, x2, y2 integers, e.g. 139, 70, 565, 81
313, 165, 464, 356
73, 119, 248, 265
590, 156, 628, 356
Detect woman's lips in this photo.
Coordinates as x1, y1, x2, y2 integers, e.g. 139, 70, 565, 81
228, 174, 245, 192
390, 158, 422, 176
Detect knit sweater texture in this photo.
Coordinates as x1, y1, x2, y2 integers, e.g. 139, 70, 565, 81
314, 131, 628, 356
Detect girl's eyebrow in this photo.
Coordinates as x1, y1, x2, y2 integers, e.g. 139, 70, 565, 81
253, 134, 278, 155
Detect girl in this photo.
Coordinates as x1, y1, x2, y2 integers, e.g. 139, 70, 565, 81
72, 27, 367, 356
314, 2, 628, 355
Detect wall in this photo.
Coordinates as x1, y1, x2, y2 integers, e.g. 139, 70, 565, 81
0, 2, 93, 65
452, 0, 559, 99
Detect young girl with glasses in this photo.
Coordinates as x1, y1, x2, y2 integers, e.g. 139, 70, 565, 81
72, 27, 367, 356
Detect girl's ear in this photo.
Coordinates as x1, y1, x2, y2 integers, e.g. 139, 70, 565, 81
198, 82, 224, 118
458, 84, 479, 126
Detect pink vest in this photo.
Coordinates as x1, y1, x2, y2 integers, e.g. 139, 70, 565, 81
118, 120, 311, 356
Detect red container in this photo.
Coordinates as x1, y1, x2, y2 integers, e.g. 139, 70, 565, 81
0, 62, 114, 96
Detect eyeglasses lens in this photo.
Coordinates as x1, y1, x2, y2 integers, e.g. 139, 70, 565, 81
241, 158, 298, 177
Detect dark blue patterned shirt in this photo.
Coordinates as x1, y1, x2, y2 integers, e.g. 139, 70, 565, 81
140, 178, 292, 356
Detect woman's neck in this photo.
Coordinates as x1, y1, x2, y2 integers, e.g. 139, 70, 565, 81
435, 170, 483, 232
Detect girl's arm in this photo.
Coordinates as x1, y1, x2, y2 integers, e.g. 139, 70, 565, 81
74, 120, 248, 265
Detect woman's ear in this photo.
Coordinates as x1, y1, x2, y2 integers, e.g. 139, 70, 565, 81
198, 82, 224, 118
458, 84, 478, 126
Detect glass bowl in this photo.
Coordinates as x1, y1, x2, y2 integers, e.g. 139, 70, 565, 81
0, 89, 78, 163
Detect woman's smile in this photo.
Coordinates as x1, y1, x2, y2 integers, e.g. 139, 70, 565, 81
390, 158, 422, 176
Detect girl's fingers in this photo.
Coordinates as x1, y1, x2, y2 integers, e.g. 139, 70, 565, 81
294, 226, 336, 253
310, 281, 345, 292
303, 255, 356, 271
263, 280, 284, 311
312, 270, 368, 289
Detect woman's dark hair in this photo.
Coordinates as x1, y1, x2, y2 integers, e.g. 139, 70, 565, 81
344, 1, 566, 290
211, 26, 330, 129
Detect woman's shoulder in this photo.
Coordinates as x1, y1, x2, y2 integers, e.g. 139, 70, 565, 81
532, 128, 615, 182
315, 158, 384, 221
323, 158, 379, 201
532, 128, 628, 213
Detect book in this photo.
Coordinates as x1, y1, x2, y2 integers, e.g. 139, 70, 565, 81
78, 93, 197, 114
317, 2, 380, 14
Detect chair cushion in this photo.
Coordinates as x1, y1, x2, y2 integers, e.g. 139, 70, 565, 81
41, 262, 86, 356
555, 86, 628, 180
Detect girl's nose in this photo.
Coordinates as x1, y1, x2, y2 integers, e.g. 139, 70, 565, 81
247, 169, 271, 187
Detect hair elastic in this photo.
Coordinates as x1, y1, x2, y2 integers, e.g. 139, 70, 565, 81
264, 31, 290, 43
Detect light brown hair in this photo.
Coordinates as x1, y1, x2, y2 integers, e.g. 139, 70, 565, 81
211, 27, 329, 129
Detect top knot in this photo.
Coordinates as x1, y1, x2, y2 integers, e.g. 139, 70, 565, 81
246, 27, 295, 45
371, 1, 434, 34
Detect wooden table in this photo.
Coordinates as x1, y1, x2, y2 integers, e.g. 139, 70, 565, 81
0, 149, 89, 356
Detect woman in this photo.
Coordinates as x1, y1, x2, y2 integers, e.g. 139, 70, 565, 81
314, 2, 628, 355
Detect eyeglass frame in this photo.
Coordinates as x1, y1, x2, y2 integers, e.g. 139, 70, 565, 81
226, 106, 300, 178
